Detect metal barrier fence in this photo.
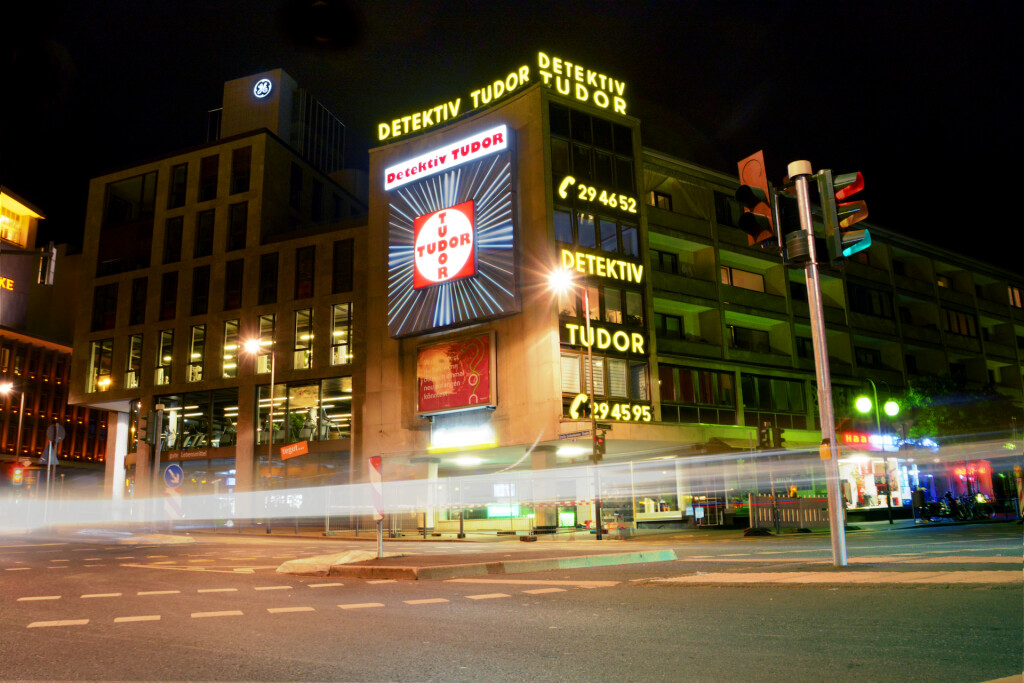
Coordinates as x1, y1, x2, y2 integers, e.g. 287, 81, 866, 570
748, 494, 833, 529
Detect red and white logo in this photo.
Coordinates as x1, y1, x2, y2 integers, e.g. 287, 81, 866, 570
413, 201, 476, 289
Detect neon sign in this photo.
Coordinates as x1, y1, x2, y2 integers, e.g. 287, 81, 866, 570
384, 125, 507, 191
377, 52, 628, 142
558, 176, 637, 214
563, 323, 645, 354
569, 392, 651, 423
253, 78, 272, 98
0, 277, 13, 291
414, 201, 476, 289
560, 249, 643, 283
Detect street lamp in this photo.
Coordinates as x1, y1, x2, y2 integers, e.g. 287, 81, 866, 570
0, 382, 26, 464
855, 378, 900, 524
244, 338, 275, 534
549, 268, 603, 540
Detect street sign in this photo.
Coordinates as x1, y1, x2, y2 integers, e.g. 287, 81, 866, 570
164, 487, 183, 519
163, 464, 184, 488
39, 443, 59, 466
558, 430, 590, 440
369, 455, 384, 522
46, 423, 66, 443
595, 423, 614, 431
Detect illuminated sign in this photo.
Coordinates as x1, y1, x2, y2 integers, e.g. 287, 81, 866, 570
377, 52, 628, 142
280, 441, 308, 460
384, 125, 507, 191
840, 430, 898, 452
386, 126, 518, 338
0, 277, 13, 291
568, 393, 651, 423
560, 249, 643, 283
417, 334, 494, 414
557, 176, 637, 214
563, 323, 645, 354
414, 201, 476, 289
253, 78, 272, 98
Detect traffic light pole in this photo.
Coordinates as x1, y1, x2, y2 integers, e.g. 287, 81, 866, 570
583, 286, 602, 540
790, 161, 848, 567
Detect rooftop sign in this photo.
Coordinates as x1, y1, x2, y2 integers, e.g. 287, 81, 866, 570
377, 52, 628, 142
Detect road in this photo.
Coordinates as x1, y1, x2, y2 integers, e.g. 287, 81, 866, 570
1, 523, 1020, 681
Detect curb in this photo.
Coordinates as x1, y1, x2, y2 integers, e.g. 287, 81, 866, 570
326, 549, 678, 580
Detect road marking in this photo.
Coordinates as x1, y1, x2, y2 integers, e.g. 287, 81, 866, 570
404, 598, 450, 605
146, 555, 168, 559
115, 556, 134, 559
114, 615, 161, 623
338, 602, 384, 610
82, 593, 122, 599
138, 590, 180, 596
188, 559, 215, 563
18, 595, 61, 601
50, 559, 70, 563
192, 610, 243, 618
84, 564, 106, 567
123, 563, 261, 575
28, 619, 89, 628
198, 588, 237, 593
255, 586, 291, 591
447, 579, 619, 588
307, 583, 344, 588
148, 561, 176, 565
47, 566, 68, 569
522, 588, 567, 595
5, 567, 30, 571
268, 606, 315, 614
366, 580, 396, 584
465, 593, 510, 600
0, 543, 65, 548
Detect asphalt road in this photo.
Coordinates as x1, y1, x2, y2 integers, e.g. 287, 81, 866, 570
1, 524, 1020, 682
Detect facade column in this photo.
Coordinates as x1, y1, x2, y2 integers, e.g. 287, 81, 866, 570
409, 456, 439, 529
104, 411, 130, 503
531, 445, 558, 531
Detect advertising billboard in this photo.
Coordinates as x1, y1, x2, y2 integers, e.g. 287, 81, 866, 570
417, 333, 494, 415
386, 124, 518, 338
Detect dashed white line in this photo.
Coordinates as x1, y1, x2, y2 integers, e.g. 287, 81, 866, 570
82, 593, 122, 599
138, 590, 180, 596
522, 588, 567, 595
49, 559, 70, 563
404, 598, 450, 605
114, 615, 161, 623
18, 596, 61, 602
197, 588, 238, 593
465, 593, 510, 600
268, 606, 315, 614
191, 610, 243, 618
5, 567, 30, 571
366, 579, 396, 584
255, 585, 291, 591
307, 583, 344, 588
338, 602, 384, 610
28, 619, 89, 628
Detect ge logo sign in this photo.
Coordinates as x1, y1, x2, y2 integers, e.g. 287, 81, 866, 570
253, 78, 273, 98
413, 201, 476, 289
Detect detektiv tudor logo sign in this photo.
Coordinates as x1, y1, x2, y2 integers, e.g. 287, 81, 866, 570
413, 201, 476, 289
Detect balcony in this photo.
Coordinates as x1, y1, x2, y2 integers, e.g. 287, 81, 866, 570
656, 336, 723, 360
937, 287, 974, 308
646, 206, 712, 239
848, 312, 898, 337
720, 285, 788, 315
943, 334, 981, 354
900, 322, 942, 345
651, 271, 717, 302
726, 345, 792, 367
983, 340, 1018, 361
893, 273, 933, 297
976, 296, 1011, 318
844, 261, 890, 285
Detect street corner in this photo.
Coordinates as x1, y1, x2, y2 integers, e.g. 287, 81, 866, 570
277, 549, 406, 576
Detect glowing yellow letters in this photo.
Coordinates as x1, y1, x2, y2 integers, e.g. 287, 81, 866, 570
564, 323, 644, 354
537, 52, 627, 115
560, 249, 643, 284
0, 277, 13, 291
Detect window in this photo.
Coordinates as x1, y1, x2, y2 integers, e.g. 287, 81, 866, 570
721, 266, 765, 292
554, 209, 573, 243
577, 212, 596, 248
936, 274, 952, 289
599, 217, 618, 252
159, 272, 178, 321
222, 320, 239, 378
728, 325, 770, 353
741, 374, 806, 429
97, 171, 157, 277
190, 266, 210, 316
125, 334, 142, 389
648, 190, 672, 211
91, 283, 118, 331
549, 103, 636, 197
331, 303, 352, 365
168, 163, 188, 209
188, 325, 205, 382
88, 340, 113, 392
604, 288, 622, 324
227, 202, 247, 251
1009, 286, 1023, 308
905, 353, 918, 375
155, 329, 173, 385
256, 314, 275, 374
790, 281, 808, 302
194, 209, 215, 258
198, 154, 219, 202
625, 291, 643, 326
560, 352, 648, 402
164, 216, 183, 264
294, 246, 315, 299
311, 179, 324, 223
651, 249, 678, 274
259, 252, 278, 305
620, 223, 638, 257
332, 239, 353, 293
289, 163, 303, 210
655, 313, 683, 339
294, 309, 313, 369
796, 336, 814, 359
658, 365, 736, 425
230, 146, 251, 195
848, 283, 894, 319
944, 308, 977, 337
224, 259, 244, 310
129, 277, 147, 326
855, 346, 883, 368
255, 376, 353, 445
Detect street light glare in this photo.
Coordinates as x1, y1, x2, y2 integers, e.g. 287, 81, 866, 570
243, 339, 262, 354
548, 268, 574, 293
0, 382, 12, 393
855, 396, 873, 414
884, 400, 900, 417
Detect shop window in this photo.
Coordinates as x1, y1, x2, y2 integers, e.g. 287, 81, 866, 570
188, 325, 205, 382
91, 283, 118, 331
224, 259, 244, 310
259, 252, 278, 305
88, 339, 113, 392
155, 329, 173, 385
180, 391, 211, 449
163, 216, 183, 264
293, 308, 313, 369
294, 245, 315, 299
194, 209, 215, 258
255, 377, 352, 445
230, 146, 251, 195
212, 388, 239, 447
198, 154, 219, 202
129, 277, 147, 326
331, 303, 352, 365
332, 239, 353, 294
159, 272, 177, 321
168, 163, 188, 209
226, 202, 247, 251
256, 314, 275, 374
222, 320, 239, 378
125, 334, 142, 389
190, 266, 210, 316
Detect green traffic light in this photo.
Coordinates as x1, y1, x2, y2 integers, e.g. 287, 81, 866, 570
855, 396, 873, 414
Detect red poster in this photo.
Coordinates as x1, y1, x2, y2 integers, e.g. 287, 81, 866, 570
417, 334, 491, 413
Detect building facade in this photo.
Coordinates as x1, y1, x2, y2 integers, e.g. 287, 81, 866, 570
70, 59, 1024, 526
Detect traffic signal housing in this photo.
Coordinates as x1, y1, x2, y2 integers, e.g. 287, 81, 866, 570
735, 150, 775, 246
757, 421, 771, 449
818, 170, 870, 262
11, 466, 24, 486
593, 432, 606, 462
772, 424, 786, 450
138, 411, 158, 446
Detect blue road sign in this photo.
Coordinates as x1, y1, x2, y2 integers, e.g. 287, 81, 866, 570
164, 464, 184, 488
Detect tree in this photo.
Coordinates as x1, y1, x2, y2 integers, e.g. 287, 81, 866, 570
899, 374, 1021, 440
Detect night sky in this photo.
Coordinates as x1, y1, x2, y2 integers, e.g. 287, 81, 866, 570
4, 1, 1022, 272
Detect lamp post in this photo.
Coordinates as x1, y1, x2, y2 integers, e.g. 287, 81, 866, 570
244, 338, 275, 534
550, 268, 603, 540
856, 379, 900, 524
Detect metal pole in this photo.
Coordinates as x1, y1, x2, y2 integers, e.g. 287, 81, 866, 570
376, 519, 383, 558
151, 405, 164, 530
583, 286, 603, 540
867, 379, 894, 524
791, 160, 847, 567
266, 351, 275, 534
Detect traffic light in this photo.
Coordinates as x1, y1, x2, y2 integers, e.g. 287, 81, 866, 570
37, 242, 57, 285
11, 467, 24, 486
757, 421, 771, 449
818, 170, 870, 261
138, 411, 157, 446
772, 424, 786, 450
735, 150, 775, 246
593, 432, 606, 462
